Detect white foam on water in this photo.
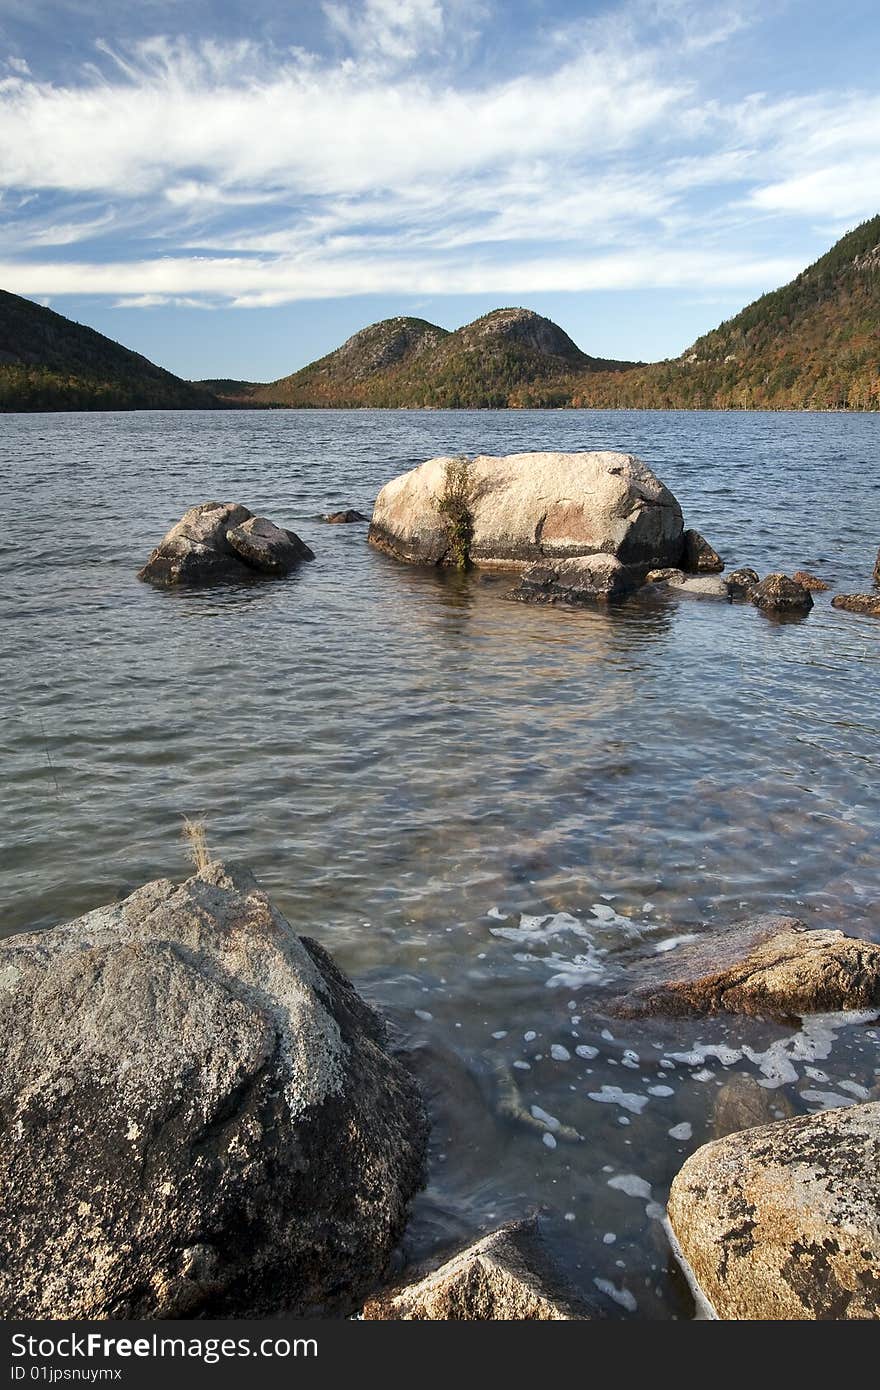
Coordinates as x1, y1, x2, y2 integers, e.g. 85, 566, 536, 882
655, 933, 699, 954
645, 1202, 666, 1221
512, 1060, 531, 1070
575, 1044, 599, 1059
414, 1009, 433, 1022
692, 1069, 714, 1082
550, 1044, 571, 1061
544, 948, 609, 989
588, 1086, 650, 1115
594, 1278, 637, 1313
530, 1104, 560, 1131
607, 1174, 652, 1199
491, 1030, 508, 1040
799, 1088, 857, 1110
523, 1030, 537, 1042
603, 1232, 617, 1244
662, 1216, 718, 1320
486, 907, 508, 921
490, 910, 590, 945
648, 1085, 674, 1097
668, 1121, 692, 1141
542, 1132, 557, 1150
839, 1079, 870, 1098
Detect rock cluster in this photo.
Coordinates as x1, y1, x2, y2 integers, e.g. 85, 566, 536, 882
139, 502, 314, 586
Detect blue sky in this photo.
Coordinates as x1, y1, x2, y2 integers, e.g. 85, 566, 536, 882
1, 0, 878, 381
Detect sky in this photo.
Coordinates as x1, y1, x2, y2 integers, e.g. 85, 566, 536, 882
1, 0, 878, 381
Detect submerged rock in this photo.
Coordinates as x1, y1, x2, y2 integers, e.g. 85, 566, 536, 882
323, 509, 368, 523
362, 1220, 594, 1320
665, 573, 730, 599
609, 916, 880, 1023
682, 529, 724, 574
832, 593, 880, 618
725, 567, 760, 598
369, 451, 684, 571
139, 502, 314, 586
668, 1102, 880, 1319
750, 573, 814, 614
793, 570, 829, 592
874, 546, 880, 584
0, 862, 427, 1319
510, 553, 642, 604
711, 1074, 795, 1139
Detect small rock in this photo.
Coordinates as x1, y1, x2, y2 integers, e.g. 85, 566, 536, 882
726, 567, 760, 598
793, 570, 829, 592
874, 546, 880, 584
682, 529, 724, 574
645, 567, 684, 584
832, 593, 880, 619
511, 554, 642, 604
608, 916, 880, 1023
226, 516, 314, 575
323, 509, 368, 523
750, 573, 813, 614
667, 1102, 880, 1319
362, 1220, 594, 1320
712, 1074, 795, 1139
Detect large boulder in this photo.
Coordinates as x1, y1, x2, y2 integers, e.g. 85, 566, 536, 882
609, 916, 880, 1023
362, 1220, 593, 1320
667, 1103, 880, 1319
0, 862, 427, 1318
139, 502, 314, 586
832, 593, 880, 619
369, 452, 684, 571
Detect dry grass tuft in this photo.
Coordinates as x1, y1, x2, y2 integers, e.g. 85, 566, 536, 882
182, 816, 214, 875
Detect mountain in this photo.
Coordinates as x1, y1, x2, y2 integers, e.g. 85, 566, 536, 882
239, 307, 637, 408
0, 290, 219, 411
223, 219, 880, 411
569, 215, 880, 411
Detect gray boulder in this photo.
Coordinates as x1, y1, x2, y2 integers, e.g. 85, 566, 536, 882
668, 1103, 880, 1319
0, 863, 427, 1318
832, 593, 880, 619
682, 529, 724, 574
369, 452, 684, 570
609, 916, 880, 1023
139, 502, 314, 586
362, 1220, 594, 1320
511, 553, 642, 605
665, 573, 730, 599
750, 573, 813, 613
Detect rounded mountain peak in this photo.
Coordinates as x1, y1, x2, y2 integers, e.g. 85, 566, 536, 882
460, 308, 588, 364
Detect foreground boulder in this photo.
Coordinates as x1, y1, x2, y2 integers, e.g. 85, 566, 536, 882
362, 1221, 593, 1320
832, 593, 880, 618
139, 502, 314, 586
668, 1103, 880, 1319
0, 862, 427, 1318
750, 573, 813, 614
511, 554, 641, 605
609, 916, 880, 1023
369, 452, 684, 571
682, 529, 724, 573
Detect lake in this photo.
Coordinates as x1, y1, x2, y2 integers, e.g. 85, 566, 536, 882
3, 406, 879, 1317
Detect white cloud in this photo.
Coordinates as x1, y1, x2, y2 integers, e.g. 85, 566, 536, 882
0, 2, 876, 310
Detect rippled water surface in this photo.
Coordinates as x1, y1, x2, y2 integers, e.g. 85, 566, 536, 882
3, 408, 880, 1317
